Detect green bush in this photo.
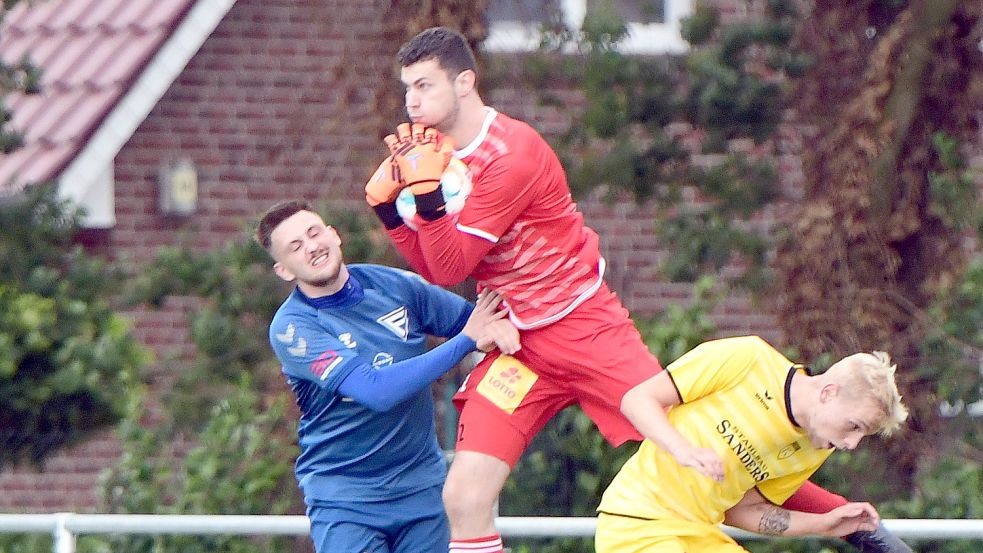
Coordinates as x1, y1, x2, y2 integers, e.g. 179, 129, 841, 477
95, 377, 300, 553
0, 186, 149, 468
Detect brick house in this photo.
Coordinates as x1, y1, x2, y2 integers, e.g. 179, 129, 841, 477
0, 0, 785, 512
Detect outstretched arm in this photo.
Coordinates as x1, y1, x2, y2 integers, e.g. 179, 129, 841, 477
725, 488, 879, 538
337, 333, 476, 411
783, 481, 914, 552
338, 292, 513, 411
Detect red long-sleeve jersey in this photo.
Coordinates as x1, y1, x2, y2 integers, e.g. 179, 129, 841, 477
387, 109, 605, 329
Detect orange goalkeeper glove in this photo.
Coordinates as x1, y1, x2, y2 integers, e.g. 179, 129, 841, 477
385, 123, 455, 196
364, 155, 406, 229
364, 155, 404, 207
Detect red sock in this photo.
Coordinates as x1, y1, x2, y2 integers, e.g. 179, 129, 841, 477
782, 480, 848, 513
449, 534, 504, 553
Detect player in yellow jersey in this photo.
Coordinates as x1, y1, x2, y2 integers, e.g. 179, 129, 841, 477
596, 335, 909, 553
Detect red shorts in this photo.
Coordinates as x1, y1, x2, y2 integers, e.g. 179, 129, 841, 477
453, 283, 663, 466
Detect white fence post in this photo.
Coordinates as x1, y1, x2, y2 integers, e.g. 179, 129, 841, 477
52, 513, 75, 553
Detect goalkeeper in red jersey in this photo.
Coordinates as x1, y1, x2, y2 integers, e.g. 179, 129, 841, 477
365, 26, 911, 553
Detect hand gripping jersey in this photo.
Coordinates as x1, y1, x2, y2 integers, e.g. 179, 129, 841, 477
598, 336, 832, 536
388, 108, 605, 329
267, 264, 472, 505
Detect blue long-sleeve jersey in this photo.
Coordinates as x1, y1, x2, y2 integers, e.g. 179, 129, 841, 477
268, 264, 474, 505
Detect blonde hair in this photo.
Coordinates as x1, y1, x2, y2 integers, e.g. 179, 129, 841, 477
829, 351, 908, 436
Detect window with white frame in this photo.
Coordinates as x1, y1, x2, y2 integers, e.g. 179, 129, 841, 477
483, 0, 693, 55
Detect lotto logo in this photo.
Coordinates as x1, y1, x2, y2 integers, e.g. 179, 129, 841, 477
476, 356, 538, 414
499, 366, 520, 384
489, 374, 518, 399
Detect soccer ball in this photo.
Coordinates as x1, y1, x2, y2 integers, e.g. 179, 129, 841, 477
395, 157, 473, 230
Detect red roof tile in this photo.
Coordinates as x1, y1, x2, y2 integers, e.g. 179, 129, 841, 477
20, 89, 91, 141
0, 0, 198, 196
73, 0, 126, 30
48, 89, 118, 143
45, 0, 97, 30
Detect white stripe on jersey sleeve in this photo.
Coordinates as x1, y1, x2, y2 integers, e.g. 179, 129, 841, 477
457, 222, 499, 243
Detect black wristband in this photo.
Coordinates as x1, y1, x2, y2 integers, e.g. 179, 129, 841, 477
372, 202, 404, 230
415, 186, 446, 221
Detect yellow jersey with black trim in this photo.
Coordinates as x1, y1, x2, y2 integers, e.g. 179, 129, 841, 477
598, 336, 832, 529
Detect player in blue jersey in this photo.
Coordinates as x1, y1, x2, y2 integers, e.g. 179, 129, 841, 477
256, 200, 520, 553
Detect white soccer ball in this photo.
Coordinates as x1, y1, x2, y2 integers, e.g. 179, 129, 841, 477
395, 157, 473, 230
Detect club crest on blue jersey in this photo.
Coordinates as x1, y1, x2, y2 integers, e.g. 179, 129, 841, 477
377, 306, 410, 340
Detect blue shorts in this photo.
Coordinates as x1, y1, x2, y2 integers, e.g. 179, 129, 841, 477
307, 485, 448, 553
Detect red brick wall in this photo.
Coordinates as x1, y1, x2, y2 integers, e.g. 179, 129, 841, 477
107, 0, 388, 260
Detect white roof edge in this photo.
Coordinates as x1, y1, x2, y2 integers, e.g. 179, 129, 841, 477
57, 0, 238, 225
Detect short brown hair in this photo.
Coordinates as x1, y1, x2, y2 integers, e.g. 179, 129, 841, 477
396, 26, 478, 78
255, 200, 313, 251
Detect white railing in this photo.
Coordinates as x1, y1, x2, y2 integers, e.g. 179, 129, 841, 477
0, 514, 981, 553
